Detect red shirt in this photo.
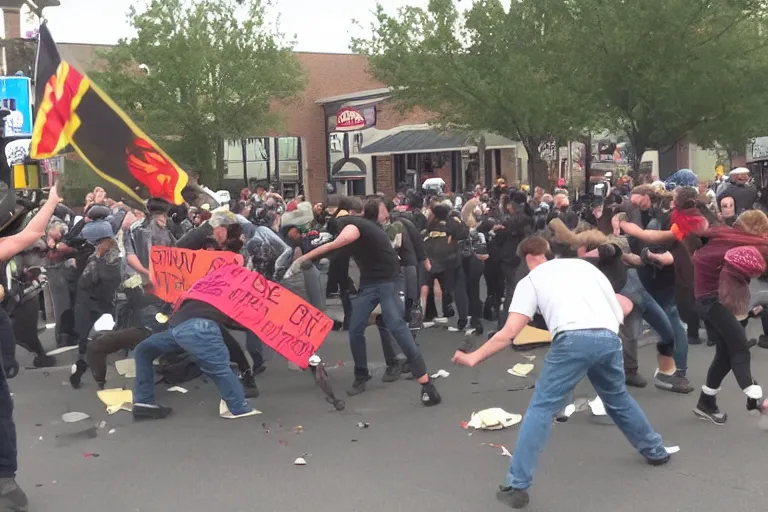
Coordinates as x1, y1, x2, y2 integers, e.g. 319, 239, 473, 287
693, 227, 768, 300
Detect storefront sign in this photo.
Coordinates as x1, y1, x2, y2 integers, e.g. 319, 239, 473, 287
335, 107, 366, 132
748, 136, 768, 163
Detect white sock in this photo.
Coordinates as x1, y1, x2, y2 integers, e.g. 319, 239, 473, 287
701, 385, 720, 396
134, 403, 159, 408
744, 385, 763, 400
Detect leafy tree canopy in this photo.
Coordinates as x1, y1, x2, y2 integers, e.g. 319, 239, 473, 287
93, 0, 306, 185
354, 0, 768, 179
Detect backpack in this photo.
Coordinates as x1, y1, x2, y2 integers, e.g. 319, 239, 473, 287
154, 351, 203, 386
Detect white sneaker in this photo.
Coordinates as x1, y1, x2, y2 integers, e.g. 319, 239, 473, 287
219, 400, 262, 419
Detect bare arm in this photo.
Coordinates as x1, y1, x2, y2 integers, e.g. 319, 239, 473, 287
649, 251, 674, 266
453, 313, 530, 367
0, 185, 60, 261
619, 221, 676, 244
301, 224, 360, 262
126, 254, 149, 276
623, 253, 643, 267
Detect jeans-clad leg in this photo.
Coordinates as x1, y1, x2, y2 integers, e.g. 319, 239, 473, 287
378, 281, 428, 378
507, 331, 594, 489
173, 319, 250, 415
349, 286, 381, 377
133, 329, 180, 405
586, 335, 667, 461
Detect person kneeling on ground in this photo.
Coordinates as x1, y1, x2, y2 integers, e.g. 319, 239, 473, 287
132, 298, 258, 420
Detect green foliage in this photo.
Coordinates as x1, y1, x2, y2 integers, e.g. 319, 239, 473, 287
92, 0, 306, 186
353, 0, 598, 185
354, 0, 768, 176
562, 0, 768, 164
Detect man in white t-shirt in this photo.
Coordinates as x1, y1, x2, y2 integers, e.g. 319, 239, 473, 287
452, 236, 669, 509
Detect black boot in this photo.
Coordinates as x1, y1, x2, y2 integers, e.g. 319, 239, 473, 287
0, 477, 28, 511
241, 370, 260, 398
33, 354, 57, 368
69, 359, 88, 389
483, 298, 495, 321
693, 391, 727, 425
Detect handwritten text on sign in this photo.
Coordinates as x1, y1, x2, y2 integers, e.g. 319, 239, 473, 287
178, 265, 334, 369
149, 247, 244, 303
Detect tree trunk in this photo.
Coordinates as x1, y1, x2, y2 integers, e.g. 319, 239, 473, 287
214, 137, 226, 190
523, 136, 549, 190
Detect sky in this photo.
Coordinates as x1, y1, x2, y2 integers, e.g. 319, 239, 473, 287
33, 0, 431, 52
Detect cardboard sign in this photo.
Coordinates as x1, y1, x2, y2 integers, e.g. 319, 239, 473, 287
177, 265, 333, 369
149, 247, 244, 303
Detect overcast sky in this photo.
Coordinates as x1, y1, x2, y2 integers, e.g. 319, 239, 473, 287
33, 0, 430, 52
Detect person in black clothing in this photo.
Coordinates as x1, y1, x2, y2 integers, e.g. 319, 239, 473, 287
292, 198, 441, 405
494, 192, 532, 331
385, 199, 427, 324
69, 236, 123, 389
717, 167, 757, 215
422, 203, 468, 321
324, 196, 360, 331
0, 184, 63, 511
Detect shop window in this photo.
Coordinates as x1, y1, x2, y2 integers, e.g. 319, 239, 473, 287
278, 137, 298, 161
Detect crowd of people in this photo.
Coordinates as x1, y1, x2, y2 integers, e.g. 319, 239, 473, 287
1, 165, 768, 509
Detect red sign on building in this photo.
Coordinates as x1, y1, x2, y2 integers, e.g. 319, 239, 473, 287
335, 107, 366, 132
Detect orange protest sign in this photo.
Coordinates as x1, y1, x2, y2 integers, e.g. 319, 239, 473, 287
178, 265, 333, 369
149, 247, 244, 303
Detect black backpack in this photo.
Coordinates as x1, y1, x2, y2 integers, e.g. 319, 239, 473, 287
154, 351, 202, 386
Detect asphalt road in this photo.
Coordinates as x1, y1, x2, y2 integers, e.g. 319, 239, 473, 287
9, 316, 768, 512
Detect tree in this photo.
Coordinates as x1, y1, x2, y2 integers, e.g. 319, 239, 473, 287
92, 0, 306, 186
551, 0, 768, 174
355, 0, 768, 183
352, 0, 600, 187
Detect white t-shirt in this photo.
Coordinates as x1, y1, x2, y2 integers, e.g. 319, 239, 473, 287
509, 258, 623, 337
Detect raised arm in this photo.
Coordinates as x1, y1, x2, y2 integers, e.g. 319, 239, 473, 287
0, 184, 61, 261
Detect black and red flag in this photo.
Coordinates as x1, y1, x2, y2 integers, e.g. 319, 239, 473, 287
31, 23, 188, 207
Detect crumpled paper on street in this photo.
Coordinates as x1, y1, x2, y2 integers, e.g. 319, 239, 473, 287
467, 408, 522, 430
97, 389, 133, 415
115, 359, 136, 378
507, 363, 534, 377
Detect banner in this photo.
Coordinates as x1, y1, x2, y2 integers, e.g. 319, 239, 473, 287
30, 24, 188, 208
178, 265, 333, 369
149, 247, 243, 303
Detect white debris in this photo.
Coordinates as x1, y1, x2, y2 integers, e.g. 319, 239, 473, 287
61, 412, 90, 423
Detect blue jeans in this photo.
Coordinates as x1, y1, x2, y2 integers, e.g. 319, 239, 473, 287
506, 329, 667, 490
650, 288, 688, 375
620, 270, 688, 374
133, 319, 251, 415
349, 281, 428, 379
